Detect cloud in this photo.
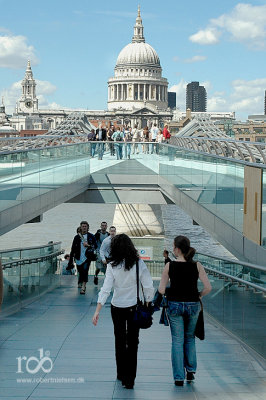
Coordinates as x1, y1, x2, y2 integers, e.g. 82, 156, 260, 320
36, 80, 57, 95
229, 78, 266, 113
170, 77, 266, 118
209, 78, 266, 116
169, 79, 187, 109
0, 32, 38, 68
183, 55, 207, 63
1, 79, 57, 114
189, 28, 220, 45
207, 96, 228, 112
189, 3, 266, 48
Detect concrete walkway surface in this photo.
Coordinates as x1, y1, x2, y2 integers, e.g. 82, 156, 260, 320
0, 276, 265, 400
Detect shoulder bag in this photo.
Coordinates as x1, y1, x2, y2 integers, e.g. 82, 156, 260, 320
133, 259, 153, 329
79, 233, 97, 262
194, 299, 205, 340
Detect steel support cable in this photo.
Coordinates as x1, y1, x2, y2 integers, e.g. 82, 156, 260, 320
254, 144, 266, 164
242, 143, 256, 163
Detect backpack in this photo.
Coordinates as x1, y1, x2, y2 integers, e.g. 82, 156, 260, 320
116, 132, 123, 141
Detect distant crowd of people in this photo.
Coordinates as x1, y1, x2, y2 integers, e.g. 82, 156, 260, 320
60, 220, 211, 390
87, 123, 171, 160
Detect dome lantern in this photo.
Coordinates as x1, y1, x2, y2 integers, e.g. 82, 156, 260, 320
132, 5, 145, 43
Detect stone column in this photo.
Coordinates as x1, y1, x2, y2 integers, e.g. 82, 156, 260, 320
158, 85, 161, 101
144, 84, 146, 100
149, 85, 151, 100
138, 84, 140, 100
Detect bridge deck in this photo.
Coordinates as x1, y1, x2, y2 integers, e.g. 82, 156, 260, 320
0, 276, 265, 399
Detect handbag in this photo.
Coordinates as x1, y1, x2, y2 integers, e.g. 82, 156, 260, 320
133, 259, 153, 329
79, 233, 97, 261
195, 299, 205, 340
85, 247, 97, 261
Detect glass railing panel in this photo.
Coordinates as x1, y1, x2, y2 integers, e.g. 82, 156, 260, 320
52, 146, 68, 186
195, 252, 266, 358
242, 291, 266, 357
21, 247, 41, 259
2, 265, 22, 311
0, 151, 23, 212
262, 169, 266, 248
21, 150, 41, 202
159, 144, 246, 234
195, 253, 265, 287
1, 243, 62, 313
0, 250, 21, 262
19, 263, 40, 302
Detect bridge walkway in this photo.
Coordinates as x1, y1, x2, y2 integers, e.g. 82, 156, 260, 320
0, 276, 265, 400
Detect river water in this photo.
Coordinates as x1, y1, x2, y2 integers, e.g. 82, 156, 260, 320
0, 202, 234, 260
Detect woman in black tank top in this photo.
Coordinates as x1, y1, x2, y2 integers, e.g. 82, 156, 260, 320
158, 235, 212, 387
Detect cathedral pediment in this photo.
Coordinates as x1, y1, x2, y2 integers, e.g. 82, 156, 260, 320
130, 107, 157, 115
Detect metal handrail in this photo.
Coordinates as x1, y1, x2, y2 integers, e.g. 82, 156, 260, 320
1, 249, 64, 270
204, 265, 266, 294
1, 138, 266, 169
0, 241, 62, 254
196, 252, 266, 273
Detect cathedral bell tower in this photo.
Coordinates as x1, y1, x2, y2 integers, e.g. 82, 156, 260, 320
18, 60, 38, 113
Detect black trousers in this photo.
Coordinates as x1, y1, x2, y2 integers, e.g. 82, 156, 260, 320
111, 304, 140, 384
77, 260, 91, 284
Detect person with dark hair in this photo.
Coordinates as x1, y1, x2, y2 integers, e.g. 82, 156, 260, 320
96, 123, 107, 160
94, 222, 109, 285
61, 254, 72, 275
68, 221, 97, 295
92, 234, 154, 389
99, 226, 116, 268
112, 127, 124, 160
163, 249, 171, 265
157, 235, 212, 386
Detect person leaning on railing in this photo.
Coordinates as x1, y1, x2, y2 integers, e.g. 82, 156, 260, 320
154, 235, 212, 387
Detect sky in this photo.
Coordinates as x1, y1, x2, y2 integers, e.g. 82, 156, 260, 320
0, 0, 265, 120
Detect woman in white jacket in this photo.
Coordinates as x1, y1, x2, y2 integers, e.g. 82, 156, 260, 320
92, 234, 154, 389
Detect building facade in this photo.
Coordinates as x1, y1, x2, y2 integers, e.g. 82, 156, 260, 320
108, 6, 168, 113
186, 81, 207, 112
10, 7, 172, 132
168, 92, 176, 109
16, 61, 38, 114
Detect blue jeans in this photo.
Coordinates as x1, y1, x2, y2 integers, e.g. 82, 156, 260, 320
125, 143, 131, 158
91, 143, 97, 157
115, 143, 123, 159
98, 142, 105, 159
167, 301, 200, 381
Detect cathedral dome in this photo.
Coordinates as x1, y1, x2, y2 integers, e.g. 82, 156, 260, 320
116, 42, 160, 68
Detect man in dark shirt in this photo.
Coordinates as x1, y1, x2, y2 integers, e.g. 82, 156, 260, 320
68, 221, 97, 294
163, 250, 171, 265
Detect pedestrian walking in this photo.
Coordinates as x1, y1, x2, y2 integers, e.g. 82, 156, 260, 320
68, 221, 97, 294
154, 235, 212, 386
92, 234, 154, 389
94, 222, 109, 285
